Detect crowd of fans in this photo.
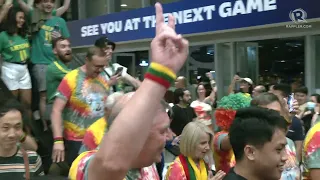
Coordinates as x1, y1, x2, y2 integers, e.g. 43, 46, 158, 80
0, 1, 320, 180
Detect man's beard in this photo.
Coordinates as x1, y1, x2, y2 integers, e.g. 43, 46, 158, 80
183, 99, 191, 105
57, 53, 71, 62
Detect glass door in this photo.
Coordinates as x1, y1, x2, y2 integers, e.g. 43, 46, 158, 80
236, 42, 259, 84
113, 53, 136, 76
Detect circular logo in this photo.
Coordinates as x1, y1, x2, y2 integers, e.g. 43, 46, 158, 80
289, 8, 308, 24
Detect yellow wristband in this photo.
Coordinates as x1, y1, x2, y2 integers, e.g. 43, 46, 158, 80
54, 141, 64, 144
150, 62, 177, 80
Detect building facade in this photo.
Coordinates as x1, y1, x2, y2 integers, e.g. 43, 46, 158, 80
68, 0, 320, 98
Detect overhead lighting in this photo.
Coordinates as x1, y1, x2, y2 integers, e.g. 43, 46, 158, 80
139, 60, 149, 67
280, 60, 286, 63
274, 46, 278, 48
121, 4, 127, 7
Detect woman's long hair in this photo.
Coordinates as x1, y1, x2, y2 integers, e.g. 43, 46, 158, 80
4, 8, 28, 37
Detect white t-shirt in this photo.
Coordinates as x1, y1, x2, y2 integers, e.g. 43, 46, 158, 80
104, 63, 128, 80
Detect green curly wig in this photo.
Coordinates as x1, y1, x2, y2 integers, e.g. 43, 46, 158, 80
215, 93, 251, 130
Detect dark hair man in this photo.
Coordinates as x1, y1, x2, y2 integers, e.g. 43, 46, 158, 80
171, 88, 196, 136
95, 36, 141, 93
0, 99, 44, 179
272, 83, 304, 162
294, 86, 309, 112
225, 107, 288, 180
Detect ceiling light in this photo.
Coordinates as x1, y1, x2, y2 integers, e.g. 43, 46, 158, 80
280, 60, 285, 63
121, 4, 127, 7
139, 60, 149, 67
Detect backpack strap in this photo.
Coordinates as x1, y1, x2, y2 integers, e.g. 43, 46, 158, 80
21, 148, 30, 180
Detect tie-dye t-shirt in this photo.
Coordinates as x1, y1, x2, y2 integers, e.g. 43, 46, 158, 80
281, 138, 301, 180
56, 68, 109, 141
213, 131, 235, 173
302, 118, 320, 180
69, 150, 160, 180
79, 117, 107, 154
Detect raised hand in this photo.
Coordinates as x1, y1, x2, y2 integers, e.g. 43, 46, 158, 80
5, 0, 13, 5
151, 3, 189, 74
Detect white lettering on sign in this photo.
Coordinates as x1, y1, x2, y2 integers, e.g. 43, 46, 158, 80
79, 0, 277, 37
219, 0, 277, 18
81, 25, 99, 37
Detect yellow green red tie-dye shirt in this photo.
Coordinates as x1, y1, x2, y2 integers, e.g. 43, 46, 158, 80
302, 118, 320, 180
213, 131, 236, 173
56, 68, 109, 141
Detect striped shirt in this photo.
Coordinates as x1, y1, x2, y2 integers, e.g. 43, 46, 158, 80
0, 147, 44, 179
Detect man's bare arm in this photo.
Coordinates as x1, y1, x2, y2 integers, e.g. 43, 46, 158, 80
55, 0, 70, 16
0, 0, 12, 23
88, 3, 188, 180
51, 98, 66, 138
310, 169, 320, 180
122, 74, 141, 89
294, 140, 302, 162
27, 0, 34, 7
17, 0, 32, 13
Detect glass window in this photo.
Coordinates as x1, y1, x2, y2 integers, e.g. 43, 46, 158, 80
86, 0, 108, 18
188, 45, 215, 85
116, 0, 143, 12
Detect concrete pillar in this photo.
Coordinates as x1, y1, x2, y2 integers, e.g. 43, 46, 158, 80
305, 35, 316, 93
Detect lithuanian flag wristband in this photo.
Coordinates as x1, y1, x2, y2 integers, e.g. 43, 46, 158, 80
144, 62, 177, 89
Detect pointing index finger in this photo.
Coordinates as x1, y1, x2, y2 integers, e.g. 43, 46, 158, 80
155, 2, 164, 35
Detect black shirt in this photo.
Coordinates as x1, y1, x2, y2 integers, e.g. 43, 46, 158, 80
286, 116, 305, 142
170, 105, 197, 135
223, 168, 248, 180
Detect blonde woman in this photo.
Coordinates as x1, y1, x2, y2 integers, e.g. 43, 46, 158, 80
166, 121, 225, 180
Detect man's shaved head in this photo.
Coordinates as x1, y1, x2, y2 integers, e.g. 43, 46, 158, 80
175, 76, 187, 89
106, 92, 170, 168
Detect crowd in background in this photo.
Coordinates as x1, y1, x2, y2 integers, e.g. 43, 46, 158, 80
0, 1, 320, 180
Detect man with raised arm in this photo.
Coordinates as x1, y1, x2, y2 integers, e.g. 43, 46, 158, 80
70, 3, 189, 180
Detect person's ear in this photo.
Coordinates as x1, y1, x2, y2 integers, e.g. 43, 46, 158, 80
244, 145, 257, 161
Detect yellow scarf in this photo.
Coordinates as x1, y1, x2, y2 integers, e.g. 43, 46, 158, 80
187, 157, 208, 180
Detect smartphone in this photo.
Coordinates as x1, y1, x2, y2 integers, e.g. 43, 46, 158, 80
210, 71, 216, 79
114, 67, 123, 76
288, 94, 295, 112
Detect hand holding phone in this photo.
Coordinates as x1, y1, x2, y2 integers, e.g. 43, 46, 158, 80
114, 67, 123, 76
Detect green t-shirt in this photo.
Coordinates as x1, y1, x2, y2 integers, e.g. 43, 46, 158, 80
30, 11, 70, 64
46, 59, 71, 104
0, 31, 30, 63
